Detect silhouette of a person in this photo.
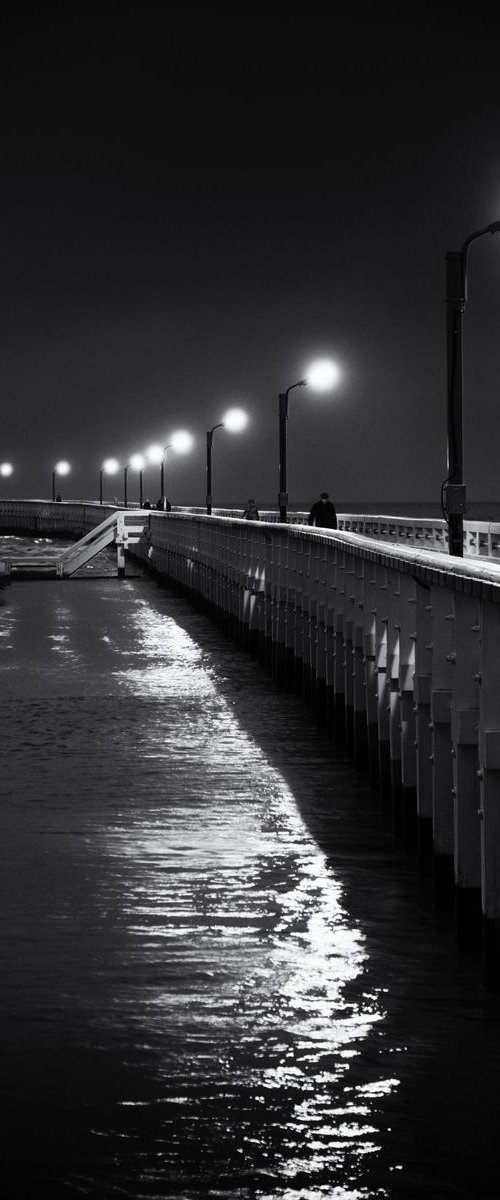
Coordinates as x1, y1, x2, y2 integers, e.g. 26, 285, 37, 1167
308, 491, 337, 529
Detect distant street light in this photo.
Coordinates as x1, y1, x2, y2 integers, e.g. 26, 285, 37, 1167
0, 462, 13, 478
128, 454, 145, 507
99, 457, 119, 504
206, 407, 248, 515
52, 460, 70, 501
278, 358, 340, 522
444, 220, 500, 556
151, 431, 194, 510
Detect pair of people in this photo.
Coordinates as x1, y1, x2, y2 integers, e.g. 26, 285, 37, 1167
242, 494, 336, 525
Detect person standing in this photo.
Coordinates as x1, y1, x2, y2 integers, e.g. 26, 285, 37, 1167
308, 491, 337, 529
243, 498, 260, 520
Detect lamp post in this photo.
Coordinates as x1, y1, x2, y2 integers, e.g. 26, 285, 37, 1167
445, 220, 500, 556
146, 433, 193, 509
146, 443, 164, 501
99, 457, 119, 504
278, 358, 340, 523
52, 460, 70, 501
206, 407, 248, 515
128, 454, 145, 507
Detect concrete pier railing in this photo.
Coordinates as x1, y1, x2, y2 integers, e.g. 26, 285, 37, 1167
140, 512, 500, 990
3, 499, 500, 987
177, 507, 500, 558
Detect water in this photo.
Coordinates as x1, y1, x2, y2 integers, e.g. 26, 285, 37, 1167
1, 537, 500, 1198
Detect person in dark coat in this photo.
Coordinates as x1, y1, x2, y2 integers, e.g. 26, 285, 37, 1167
243, 498, 260, 520
308, 491, 337, 529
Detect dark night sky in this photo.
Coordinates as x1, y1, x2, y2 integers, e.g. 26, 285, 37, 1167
2, 2, 500, 507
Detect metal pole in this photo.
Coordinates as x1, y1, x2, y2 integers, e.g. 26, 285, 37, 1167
206, 430, 213, 514
445, 250, 466, 556
278, 391, 288, 522
160, 457, 165, 505
123, 467, 128, 509
444, 221, 500, 557
99, 470, 104, 504
52, 470, 56, 502
278, 380, 306, 523
139, 470, 143, 508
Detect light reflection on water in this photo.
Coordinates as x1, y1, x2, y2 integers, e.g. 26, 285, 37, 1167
2, 544, 500, 1198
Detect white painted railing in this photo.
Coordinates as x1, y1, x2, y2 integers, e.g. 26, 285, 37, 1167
138, 511, 500, 988
175, 507, 500, 558
2, 499, 499, 557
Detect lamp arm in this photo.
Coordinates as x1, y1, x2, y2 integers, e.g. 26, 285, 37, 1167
460, 220, 500, 305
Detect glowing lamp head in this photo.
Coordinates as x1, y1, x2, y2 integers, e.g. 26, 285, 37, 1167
129, 454, 145, 471
171, 430, 193, 454
103, 457, 119, 475
146, 443, 164, 464
0, 462, 13, 477
55, 460, 70, 476
223, 407, 248, 433
306, 358, 341, 392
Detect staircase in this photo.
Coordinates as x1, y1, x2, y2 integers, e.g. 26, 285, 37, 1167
57, 510, 146, 577
4, 510, 147, 579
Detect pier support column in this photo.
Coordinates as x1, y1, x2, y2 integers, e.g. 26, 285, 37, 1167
363, 566, 379, 789
414, 582, 434, 874
430, 587, 455, 907
386, 571, 402, 839
399, 575, 417, 855
375, 566, 391, 819
478, 601, 500, 989
352, 557, 369, 769
451, 593, 481, 949
116, 542, 125, 577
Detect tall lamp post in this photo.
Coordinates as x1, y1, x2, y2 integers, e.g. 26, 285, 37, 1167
147, 431, 193, 509
128, 454, 145, 507
99, 457, 119, 504
445, 220, 500, 556
52, 460, 70, 501
278, 358, 340, 523
206, 407, 248, 515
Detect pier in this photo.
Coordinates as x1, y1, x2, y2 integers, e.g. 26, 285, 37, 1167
2, 498, 500, 988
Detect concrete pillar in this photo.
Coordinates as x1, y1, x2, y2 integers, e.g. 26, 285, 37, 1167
430, 585, 456, 907
362, 562, 379, 789
451, 591, 481, 948
375, 564, 391, 818
398, 573, 417, 854
116, 542, 125, 577
478, 599, 500, 989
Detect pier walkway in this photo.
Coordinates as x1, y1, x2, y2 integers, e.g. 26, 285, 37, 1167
4, 555, 500, 1196
2, 498, 500, 988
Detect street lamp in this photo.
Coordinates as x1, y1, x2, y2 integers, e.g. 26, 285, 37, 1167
127, 454, 145, 507
278, 358, 340, 522
444, 220, 500, 556
150, 431, 193, 510
206, 407, 248, 515
99, 457, 119, 504
52, 460, 70, 501
0, 462, 13, 478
